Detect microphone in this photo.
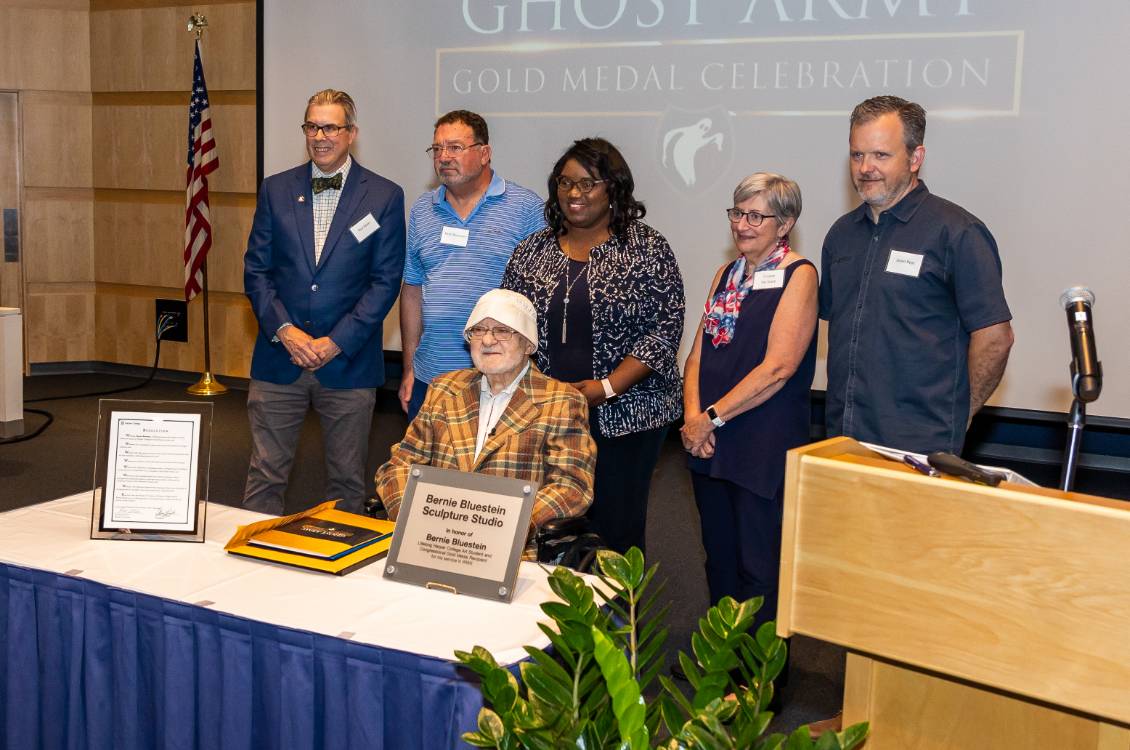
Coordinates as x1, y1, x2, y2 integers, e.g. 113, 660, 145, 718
1059, 286, 1102, 402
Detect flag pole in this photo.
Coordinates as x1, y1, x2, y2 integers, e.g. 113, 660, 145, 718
186, 14, 227, 396
188, 260, 226, 395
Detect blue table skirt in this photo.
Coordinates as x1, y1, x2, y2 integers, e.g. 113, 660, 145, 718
1, 562, 487, 749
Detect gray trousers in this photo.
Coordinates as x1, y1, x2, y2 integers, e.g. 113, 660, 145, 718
242, 370, 376, 515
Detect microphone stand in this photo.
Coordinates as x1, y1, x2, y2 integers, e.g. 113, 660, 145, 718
1057, 287, 1101, 493
1059, 395, 1085, 492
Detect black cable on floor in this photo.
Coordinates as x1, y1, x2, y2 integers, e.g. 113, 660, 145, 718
26, 337, 163, 404
25, 320, 169, 404
1, 315, 173, 445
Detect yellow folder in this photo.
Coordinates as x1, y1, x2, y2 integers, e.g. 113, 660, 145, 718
225, 501, 395, 575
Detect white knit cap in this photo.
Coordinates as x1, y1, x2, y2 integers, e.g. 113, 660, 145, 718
465, 289, 538, 348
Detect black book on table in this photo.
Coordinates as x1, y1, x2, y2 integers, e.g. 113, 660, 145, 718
248, 516, 390, 561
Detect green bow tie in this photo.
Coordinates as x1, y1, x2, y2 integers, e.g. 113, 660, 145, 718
311, 173, 343, 194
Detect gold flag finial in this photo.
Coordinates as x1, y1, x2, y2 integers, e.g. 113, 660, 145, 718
187, 14, 208, 40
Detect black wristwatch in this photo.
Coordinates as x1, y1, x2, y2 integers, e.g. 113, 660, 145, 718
706, 404, 725, 428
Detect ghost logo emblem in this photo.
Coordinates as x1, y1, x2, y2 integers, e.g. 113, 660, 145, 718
662, 118, 725, 187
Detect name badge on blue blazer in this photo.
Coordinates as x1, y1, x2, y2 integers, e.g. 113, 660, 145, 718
350, 213, 380, 242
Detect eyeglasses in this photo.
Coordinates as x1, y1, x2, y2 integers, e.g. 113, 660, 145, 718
465, 325, 518, 342
301, 122, 351, 137
426, 142, 484, 158
726, 208, 777, 227
555, 176, 606, 194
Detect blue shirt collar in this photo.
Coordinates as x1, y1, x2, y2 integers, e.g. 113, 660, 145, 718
853, 180, 929, 225
432, 170, 506, 211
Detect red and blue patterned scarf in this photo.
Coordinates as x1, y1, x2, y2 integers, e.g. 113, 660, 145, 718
702, 239, 789, 348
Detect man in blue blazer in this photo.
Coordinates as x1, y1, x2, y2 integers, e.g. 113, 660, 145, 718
243, 89, 405, 515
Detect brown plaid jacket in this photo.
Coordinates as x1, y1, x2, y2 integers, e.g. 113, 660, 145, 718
375, 364, 595, 553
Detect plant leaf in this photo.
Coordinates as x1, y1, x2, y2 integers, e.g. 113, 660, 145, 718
838, 722, 870, 750
459, 731, 499, 748
623, 547, 646, 587
598, 551, 637, 591
783, 725, 814, 750
524, 647, 575, 690
520, 661, 575, 710
814, 730, 843, 750
681, 723, 730, 750
591, 627, 648, 749
477, 708, 506, 742
755, 735, 786, 750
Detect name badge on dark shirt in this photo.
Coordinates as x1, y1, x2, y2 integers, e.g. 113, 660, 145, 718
886, 249, 924, 277
752, 270, 785, 289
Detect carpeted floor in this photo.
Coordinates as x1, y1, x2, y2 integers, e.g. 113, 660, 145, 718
2, 372, 846, 734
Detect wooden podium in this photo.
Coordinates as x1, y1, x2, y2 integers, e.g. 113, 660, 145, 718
778, 437, 1130, 749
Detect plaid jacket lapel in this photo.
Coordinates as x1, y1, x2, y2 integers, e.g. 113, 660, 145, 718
448, 381, 481, 473
473, 369, 540, 471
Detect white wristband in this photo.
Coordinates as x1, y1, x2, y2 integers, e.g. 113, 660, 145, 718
600, 378, 616, 399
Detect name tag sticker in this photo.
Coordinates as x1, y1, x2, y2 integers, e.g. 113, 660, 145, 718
350, 213, 380, 243
886, 249, 924, 277
752, 270, 785, 290
440, 226, 470, 247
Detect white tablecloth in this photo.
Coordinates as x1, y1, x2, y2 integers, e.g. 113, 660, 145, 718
0, 493, 560, 665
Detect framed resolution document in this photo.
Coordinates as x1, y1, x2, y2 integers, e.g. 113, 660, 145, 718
90, 399, 213, 542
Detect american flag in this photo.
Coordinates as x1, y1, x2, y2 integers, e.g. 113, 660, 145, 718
184, 39, 219, 301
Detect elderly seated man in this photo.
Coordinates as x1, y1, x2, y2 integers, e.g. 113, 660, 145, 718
375, 289, 595, 556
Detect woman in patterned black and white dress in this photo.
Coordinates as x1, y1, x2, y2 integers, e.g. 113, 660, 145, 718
501, 137, 685, 555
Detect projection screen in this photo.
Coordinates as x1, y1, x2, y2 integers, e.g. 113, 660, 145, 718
263, 0, 1130, 419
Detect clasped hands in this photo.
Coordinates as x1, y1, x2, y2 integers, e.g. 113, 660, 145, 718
280, 326, 341, 370
680, 411, 716, 458
569, 379, 609, 407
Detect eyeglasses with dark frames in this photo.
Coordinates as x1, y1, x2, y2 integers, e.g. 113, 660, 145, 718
555, 176, 606, 194
725, 208, 777, 227
301, 122, 351, 137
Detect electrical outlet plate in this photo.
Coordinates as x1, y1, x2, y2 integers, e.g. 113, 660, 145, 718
155, 298, 189, 342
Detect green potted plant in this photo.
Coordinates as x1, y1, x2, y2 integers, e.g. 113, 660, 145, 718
456, 547, 868, 749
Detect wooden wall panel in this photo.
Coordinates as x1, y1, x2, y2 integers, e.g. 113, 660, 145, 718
93, 190, 253, 292
0, 1, 86, 9
91, 3, 256, 92
0, 92, 20, 311
89, 0, 258, 375
92, 100, 256, 193
194, 291, 257, 376
0, 6, 89, 91
24, 284, 95, 362
22, 187, 94, 283
21, 91, 93, 189
94, 284, 255, 376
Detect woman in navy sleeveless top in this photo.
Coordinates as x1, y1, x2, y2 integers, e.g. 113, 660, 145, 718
681, 173, 818, 636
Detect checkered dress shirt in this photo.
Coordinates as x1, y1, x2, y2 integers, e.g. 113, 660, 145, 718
311, 156, 352, 265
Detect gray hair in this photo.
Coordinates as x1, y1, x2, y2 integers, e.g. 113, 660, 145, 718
305, 89, 357, 127
850, 95, 926, 154
733, 172, 802, 224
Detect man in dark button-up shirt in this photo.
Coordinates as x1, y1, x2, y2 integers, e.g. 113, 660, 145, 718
820, 96, 1014, 455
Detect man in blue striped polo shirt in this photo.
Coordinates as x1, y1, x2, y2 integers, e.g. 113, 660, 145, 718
399, 110, 546, 420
